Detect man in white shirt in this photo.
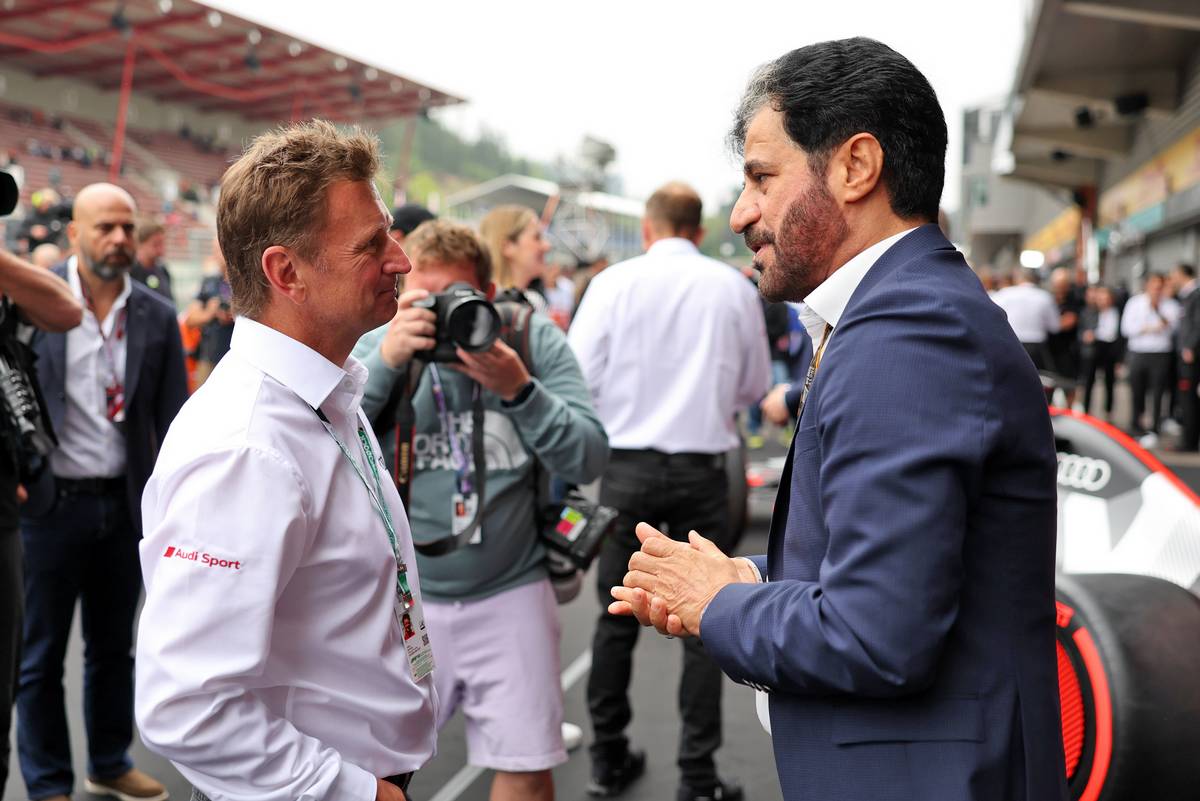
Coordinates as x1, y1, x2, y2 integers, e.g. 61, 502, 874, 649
135, 121, 436, 801
569, 181, 771, 801
1121, 272, 1180, 442
18, 183, 187, 801
990, 268, 1061, 371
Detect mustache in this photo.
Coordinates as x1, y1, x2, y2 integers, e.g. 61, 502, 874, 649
743, 226, 774, 252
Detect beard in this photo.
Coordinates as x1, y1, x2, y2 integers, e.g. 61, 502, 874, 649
747, 179, 849, 303
80, 245, 133, 282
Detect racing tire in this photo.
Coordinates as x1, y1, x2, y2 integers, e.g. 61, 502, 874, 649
1055, 573, 1200, 801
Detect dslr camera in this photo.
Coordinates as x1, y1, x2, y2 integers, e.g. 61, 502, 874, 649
413, 282, 501, 363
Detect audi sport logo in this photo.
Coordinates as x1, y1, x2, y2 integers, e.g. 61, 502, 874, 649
1056, 452, 1112, 492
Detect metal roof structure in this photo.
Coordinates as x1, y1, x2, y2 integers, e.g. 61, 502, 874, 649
0, 0, 464, 124
1004, 0, 1200, 189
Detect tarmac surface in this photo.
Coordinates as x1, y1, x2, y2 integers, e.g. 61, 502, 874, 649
7, 375, 1200, 801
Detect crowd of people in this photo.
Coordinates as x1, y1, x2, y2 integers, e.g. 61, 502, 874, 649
0, 35, 1077, 801
989, 262, 1200, 449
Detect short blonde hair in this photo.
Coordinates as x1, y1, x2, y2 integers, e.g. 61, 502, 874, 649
217, 119, 380, 317
405, 219, 492, 287
479, 205, 538, 290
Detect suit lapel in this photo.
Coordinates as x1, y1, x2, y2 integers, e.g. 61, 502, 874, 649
124, 290, 148, 410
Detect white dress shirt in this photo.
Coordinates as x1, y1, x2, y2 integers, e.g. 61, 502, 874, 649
136, 318, 437, 801
1094, 308, 1120, 343
568, 238, 771, 453
1121, 293, 1180, 353
799, 227, 918, 349
990, 282, 1061, 344
51, 256, 131, 479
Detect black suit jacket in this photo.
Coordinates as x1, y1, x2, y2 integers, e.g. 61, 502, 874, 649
1177, 286, 1200, 355
24, 263, 188, 531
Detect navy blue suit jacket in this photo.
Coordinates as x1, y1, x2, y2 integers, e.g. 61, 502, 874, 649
24, 264, 189, 532
703, 226, 1067, 801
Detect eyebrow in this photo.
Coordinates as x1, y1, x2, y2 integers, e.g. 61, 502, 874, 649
743, 159, 772, 176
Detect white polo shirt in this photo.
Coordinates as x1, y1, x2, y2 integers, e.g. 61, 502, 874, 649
136, 317, 437, 801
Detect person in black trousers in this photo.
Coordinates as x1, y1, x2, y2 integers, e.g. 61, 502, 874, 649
1079, 285, 1123, 418
0, 246, 81, 799
1171, 263, 1200, 450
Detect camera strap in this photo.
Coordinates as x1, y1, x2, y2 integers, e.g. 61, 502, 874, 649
388, 361, 487, 557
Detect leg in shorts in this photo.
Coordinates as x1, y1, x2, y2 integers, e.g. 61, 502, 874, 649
424, 578, 567, 772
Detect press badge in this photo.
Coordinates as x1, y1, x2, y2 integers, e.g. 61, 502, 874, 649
396, 573, 435, 682
451, 492, 482, 545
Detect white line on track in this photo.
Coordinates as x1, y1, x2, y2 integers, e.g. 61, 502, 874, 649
426, 648, 593, 801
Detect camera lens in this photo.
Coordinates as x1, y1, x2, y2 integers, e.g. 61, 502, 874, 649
447, 299, 500, 352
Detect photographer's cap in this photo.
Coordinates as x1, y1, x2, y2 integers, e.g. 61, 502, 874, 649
391, 203, 435, 237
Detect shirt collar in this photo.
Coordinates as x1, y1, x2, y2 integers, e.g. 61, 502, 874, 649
646, 237, 700, 257
802, 227, 918, 342
67, 254, 132, 313
230, 317, 367, 418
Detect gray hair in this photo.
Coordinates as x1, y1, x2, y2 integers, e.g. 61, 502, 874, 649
728, 60, 779, 156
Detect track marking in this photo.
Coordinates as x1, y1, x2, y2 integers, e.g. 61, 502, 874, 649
426, 648, 593, 801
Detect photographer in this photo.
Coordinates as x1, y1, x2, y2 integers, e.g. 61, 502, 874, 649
0, 170, 83, 798
353, 219, 608, 801
182, 239, 233, 386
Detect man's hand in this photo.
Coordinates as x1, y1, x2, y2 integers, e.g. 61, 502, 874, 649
375, 778, 406, 801
380, 289, 437, 369
609, 523, 750, 637
450, 340, 531, 402
1185, 348, 1195, 365
760, 383, 792, 426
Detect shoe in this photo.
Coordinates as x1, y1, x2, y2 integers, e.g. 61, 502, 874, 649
677, 778, 745, 801
587, 747, 646, 796
562, 721, 584, 752
85, 769, 169, 801
1138, 432, 1160, 449
746, 434, 765, 449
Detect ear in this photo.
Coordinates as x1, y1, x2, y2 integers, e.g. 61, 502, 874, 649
66, 220, 78, 247
261, 245, 307, 306
830, 133, 885, 205
641, 218, 655, 250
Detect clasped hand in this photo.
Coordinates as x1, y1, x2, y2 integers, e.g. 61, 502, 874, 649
609, 523, 756, 638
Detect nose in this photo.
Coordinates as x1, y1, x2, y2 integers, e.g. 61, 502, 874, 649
729, 188, 758, 235
384, 237, 412, 275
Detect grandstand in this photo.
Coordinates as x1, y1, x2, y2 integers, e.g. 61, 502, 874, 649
0, 0, 462, 303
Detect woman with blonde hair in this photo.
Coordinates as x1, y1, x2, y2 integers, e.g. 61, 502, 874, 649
480, 204, 551, 313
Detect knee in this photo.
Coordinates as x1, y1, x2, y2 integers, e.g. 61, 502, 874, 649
495, 769, 553, 796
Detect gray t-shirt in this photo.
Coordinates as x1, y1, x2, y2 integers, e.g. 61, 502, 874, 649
354, 313, 608, 601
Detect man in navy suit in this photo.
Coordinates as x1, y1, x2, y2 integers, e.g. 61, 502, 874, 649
17, 183, 187, 801
614, 39, 1067, 801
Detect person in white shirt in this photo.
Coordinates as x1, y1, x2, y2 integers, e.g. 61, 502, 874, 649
1079, 284, 1122, 418
990, 268, 1060, 370
569, 181, 770, 801
1121, 272, 1180, 440
135, 121, 435, 801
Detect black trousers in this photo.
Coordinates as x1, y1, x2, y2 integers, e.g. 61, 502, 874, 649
0, 520, 21, 798
587, 449, 730, 788
1128, 351, 1174, 434
1080, 341, 1119, 416
1180, 357, 1200, 451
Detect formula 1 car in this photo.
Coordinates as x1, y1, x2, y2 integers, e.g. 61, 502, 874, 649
1051, 407, 1200, 800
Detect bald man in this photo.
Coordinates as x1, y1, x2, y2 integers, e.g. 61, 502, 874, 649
17, 183, 187, 801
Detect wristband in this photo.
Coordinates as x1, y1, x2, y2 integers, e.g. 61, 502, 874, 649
501, 380, 535, 407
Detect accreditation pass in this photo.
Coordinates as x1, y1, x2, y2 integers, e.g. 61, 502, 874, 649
396, 577, 435, 682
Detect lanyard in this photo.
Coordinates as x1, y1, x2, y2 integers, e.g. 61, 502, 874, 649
313, 406, 414, 610
428, 365, 474, 495
78, 277, 126, 420
797, 323, 833, 420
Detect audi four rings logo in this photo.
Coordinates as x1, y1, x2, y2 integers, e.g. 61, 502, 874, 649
1056, 453, 1112, 492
